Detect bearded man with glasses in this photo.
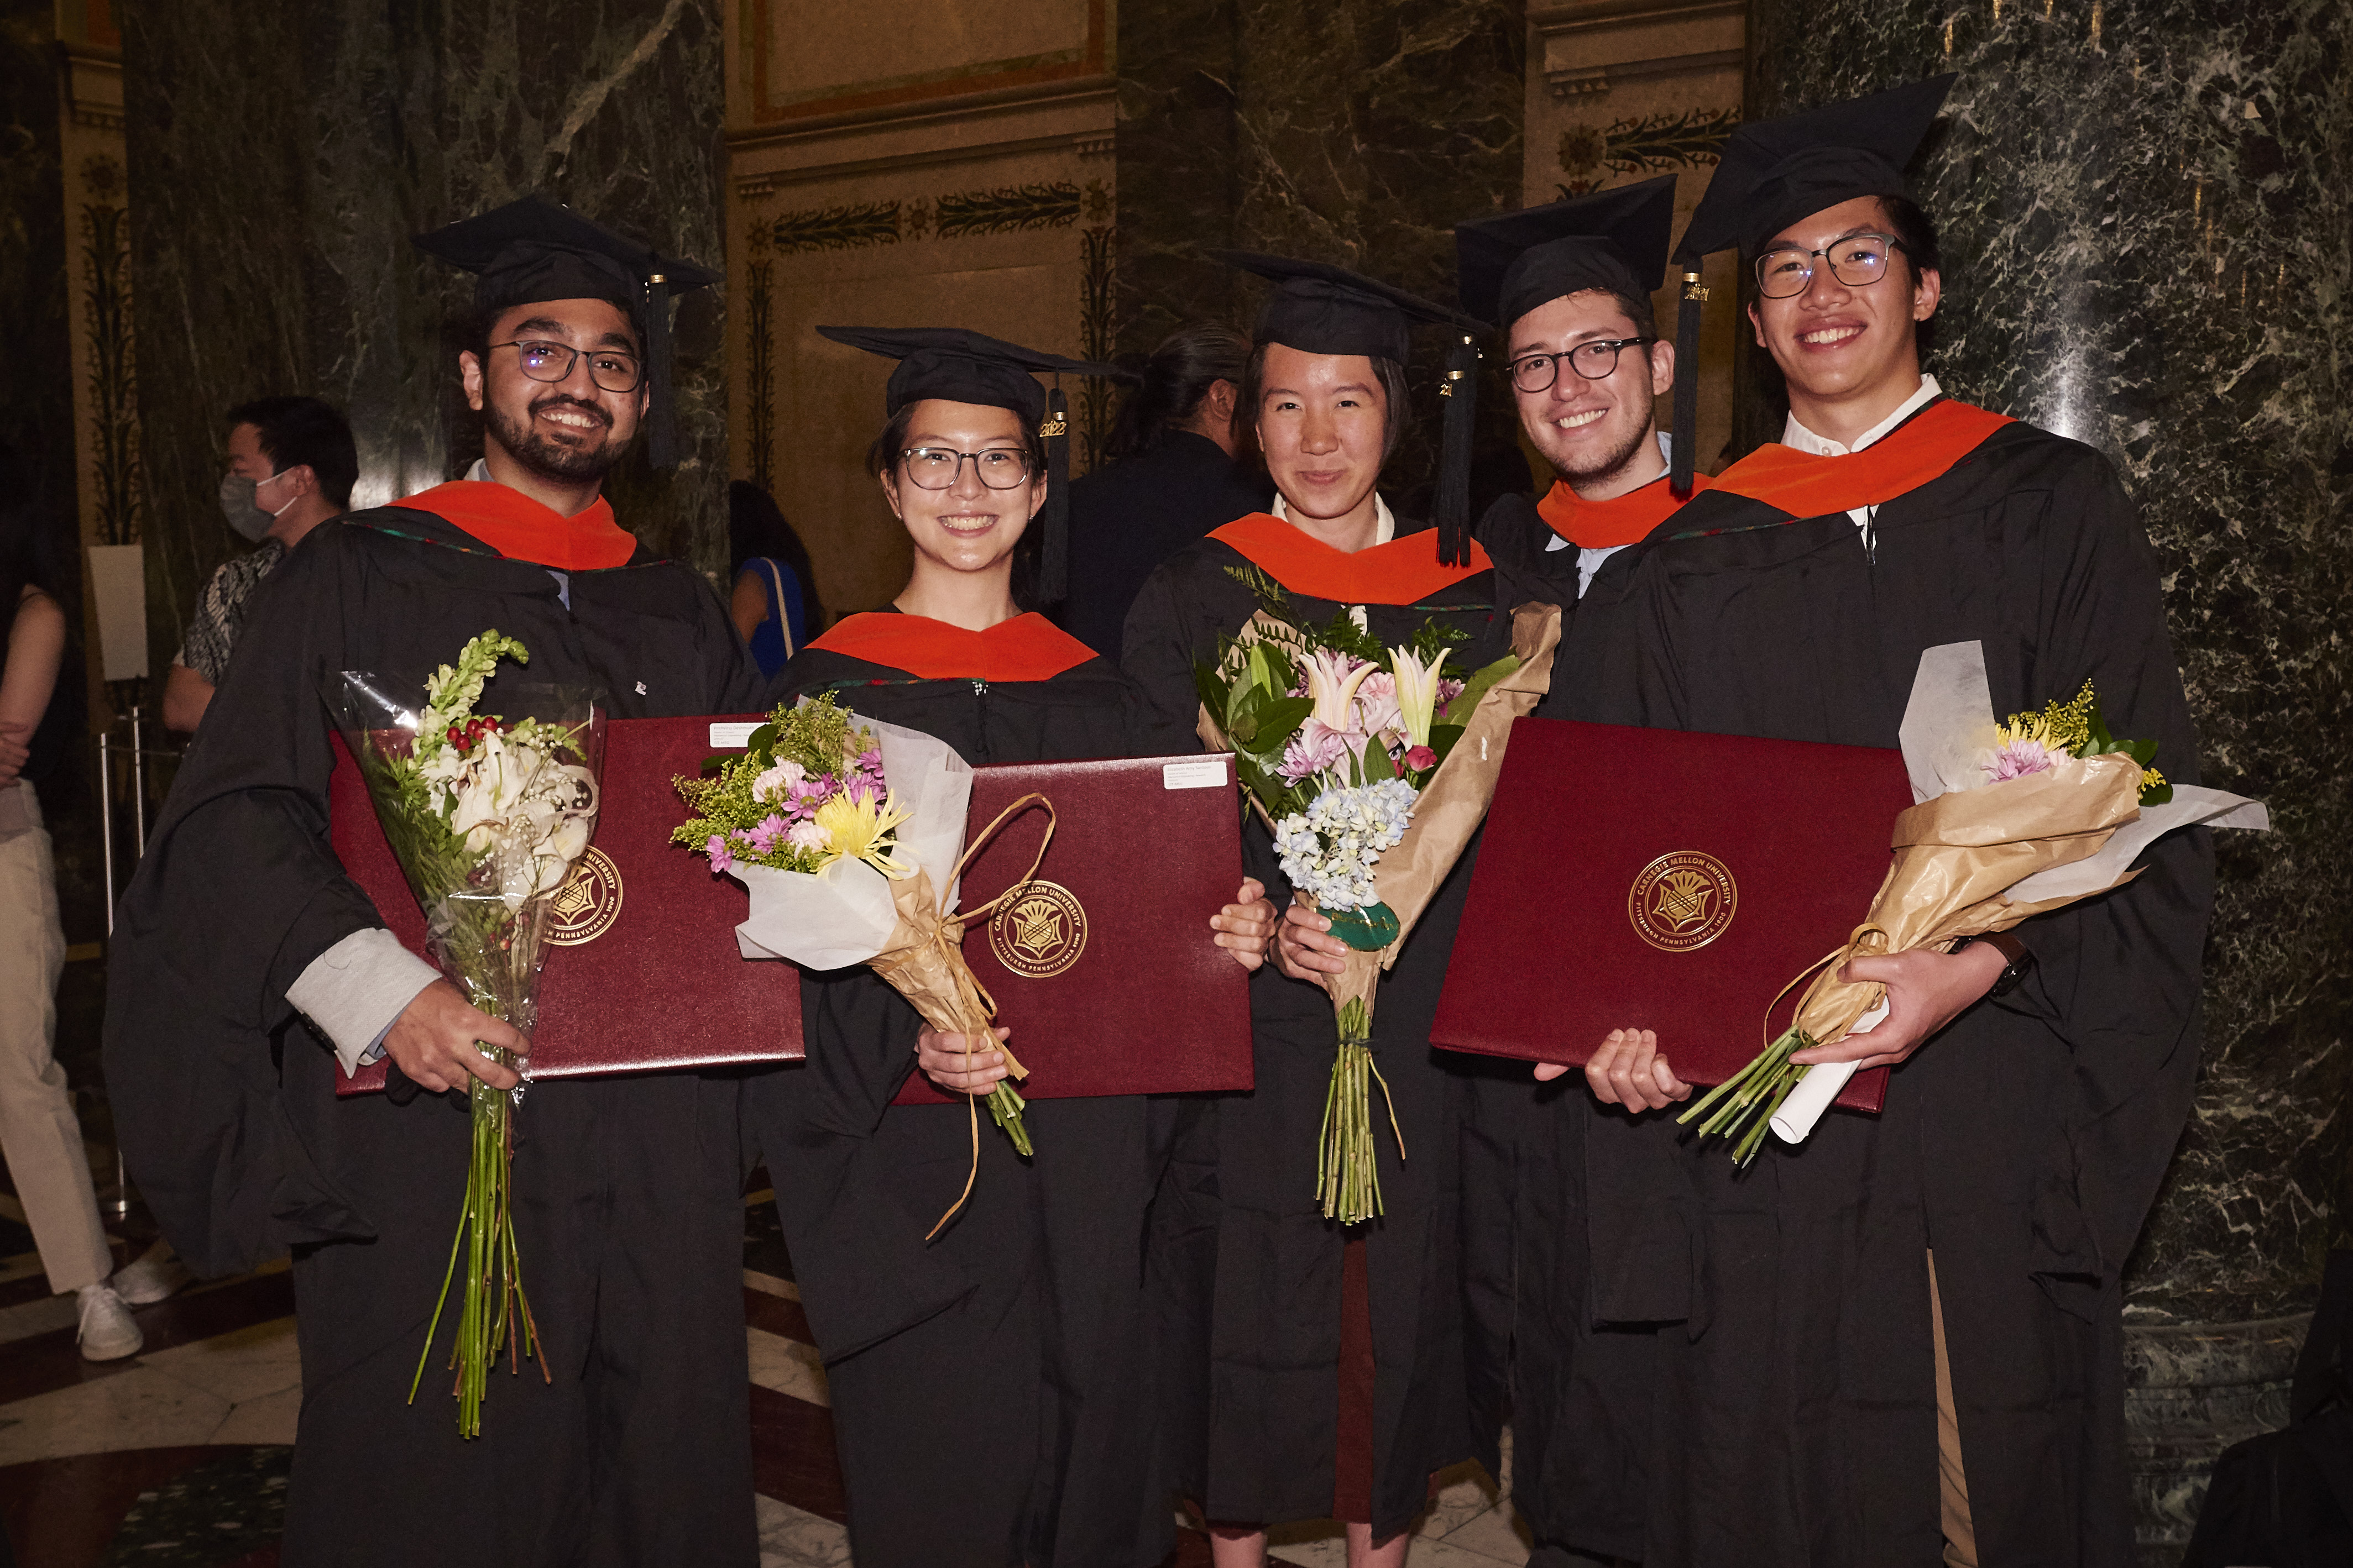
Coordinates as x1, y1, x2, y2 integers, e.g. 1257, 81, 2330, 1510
106, 197, 769, 1568
1547, 77, 2214, 1568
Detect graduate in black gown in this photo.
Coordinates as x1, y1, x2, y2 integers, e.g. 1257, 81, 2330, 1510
1446, 180, 1722, 1565
102, 198, 767, 1567
1121, 254, 1514, 1561
1545, 80, 2215, 1567
742, 327, 1277, 1567
1062, 321, 1270, 658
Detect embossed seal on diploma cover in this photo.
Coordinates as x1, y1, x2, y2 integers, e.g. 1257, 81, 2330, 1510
987, 879, 1090, 979
1627, 850, 1737, 953
548, 847, 624, 947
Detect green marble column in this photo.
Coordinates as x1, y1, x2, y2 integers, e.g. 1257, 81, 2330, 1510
119, 0, 729, 658
1745, 1, 2353, 1556
1114, 0, 1526, 486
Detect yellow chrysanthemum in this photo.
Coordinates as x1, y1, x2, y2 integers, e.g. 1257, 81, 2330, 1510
1996, 679, 2097, 754
812, 790, 917, 879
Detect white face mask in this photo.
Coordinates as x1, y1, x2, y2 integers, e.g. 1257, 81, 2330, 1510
218, 469, 298, 542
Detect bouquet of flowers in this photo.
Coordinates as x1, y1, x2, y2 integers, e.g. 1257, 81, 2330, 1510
1196, 569, 1561, 1223
1681, 641, 2267, 1164
677, 695, 1055, 1232
328, 632, 605, 1436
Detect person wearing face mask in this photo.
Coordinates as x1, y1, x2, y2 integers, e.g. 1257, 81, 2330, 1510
105, 197, 769, 1567
162, 396, 357, 733
1121, 256, 1515, 1567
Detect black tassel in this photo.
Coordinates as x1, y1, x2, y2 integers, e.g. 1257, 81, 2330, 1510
1434, 333, 1479, 566
645, 275, 677, 469
1670, 268, 1705, 499
1038, 385, 1070, 604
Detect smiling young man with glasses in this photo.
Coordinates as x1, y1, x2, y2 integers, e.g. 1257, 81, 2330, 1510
1541, 78, 2215, 1568
105, 197, 771, 1567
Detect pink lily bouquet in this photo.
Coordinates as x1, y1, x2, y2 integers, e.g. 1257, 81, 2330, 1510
1196, 569, 1560, 1223
328, 631, 605, 1436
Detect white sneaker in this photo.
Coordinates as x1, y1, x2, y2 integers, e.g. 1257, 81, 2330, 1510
111, 1242, 191, 1306
76, 1284, 143, 1361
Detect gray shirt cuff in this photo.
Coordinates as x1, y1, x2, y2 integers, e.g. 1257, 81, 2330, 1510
286, 928, 442, 1076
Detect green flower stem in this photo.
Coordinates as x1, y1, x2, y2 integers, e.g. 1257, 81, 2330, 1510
1677, 1027, 1818, 1163
985, 1081, 1034, 1158
1315, 998, 1403, 1226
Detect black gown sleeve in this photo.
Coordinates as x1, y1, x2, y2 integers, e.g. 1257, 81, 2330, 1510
1120, 562, 1209, 733
2004, 451, 2215, 1312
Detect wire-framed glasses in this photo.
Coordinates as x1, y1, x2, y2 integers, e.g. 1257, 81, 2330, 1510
1753, 233, 1908, 299
899, 447, 1035, 490
1508, 337, 1656, 394
494, 339, 645, 393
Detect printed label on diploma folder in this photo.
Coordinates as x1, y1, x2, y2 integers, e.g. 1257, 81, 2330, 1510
1431, 717, 1913, 1113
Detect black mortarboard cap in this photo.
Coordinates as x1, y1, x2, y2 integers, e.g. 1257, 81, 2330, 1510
1212, 251, 1488, 567
1452, 175, 1679, 332
1662, 75, 1954, 496
816, 326, 1131, 605
414, 194, 720, 469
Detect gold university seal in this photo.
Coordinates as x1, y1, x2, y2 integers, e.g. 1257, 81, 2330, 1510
986, 879, 1089, 979
547, 847, 624, 947
1627, 851, 1737, 953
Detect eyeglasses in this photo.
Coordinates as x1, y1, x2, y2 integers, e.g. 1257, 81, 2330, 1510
1508, 337, 1657, 394
1753, 233, 1908, 299
493, 339, 644, 394
898, 447, 1035, 490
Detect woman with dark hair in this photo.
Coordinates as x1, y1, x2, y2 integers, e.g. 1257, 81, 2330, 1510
1121, 258, 1507, 1566
1062, 322, 1270, 658
743, 326, 1276, 1567
727, 479, 825, 679
0, 450, 145, 1362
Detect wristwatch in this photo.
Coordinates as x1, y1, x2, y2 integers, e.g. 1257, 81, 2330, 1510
1959, 931, 2035, 998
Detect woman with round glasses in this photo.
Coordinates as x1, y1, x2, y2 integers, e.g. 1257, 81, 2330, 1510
1121, 257, 1515, 1567
742, 326, 1277, 1568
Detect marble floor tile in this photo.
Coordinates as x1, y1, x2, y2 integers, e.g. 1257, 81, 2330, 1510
142, 1317, 300, 1406
0, 1291, 79, 1347
0, 1366, 233, 1466
756, 1491, 853, 1567
207, 1383, 302, 1447
748, 1326, 830, 1408
1422, 1460, 1503, 1536
0, 1250, 46, 1288
1430, 1502, 1534, 1565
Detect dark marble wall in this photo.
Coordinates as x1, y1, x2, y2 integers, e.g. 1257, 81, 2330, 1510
1748, 1, 2353, 1329
1113, 0, 1526, 487
121, 0, 729, 657
0, 0, 76, 542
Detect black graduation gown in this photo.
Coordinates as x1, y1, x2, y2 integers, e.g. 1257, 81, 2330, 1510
1580, 419, 2214, 1567
1459, 494, 1698, 1562
1062, 431, 1271, 659
1121, 515, 1512, 1536
101, 507, 769, 1568
741, 637, 1188, 1568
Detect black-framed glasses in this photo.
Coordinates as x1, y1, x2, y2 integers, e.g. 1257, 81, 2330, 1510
1508, 337, 1656, 394
494, 339, 644, 393
1753, 233, 1908, 298
898, 446, 1035, 490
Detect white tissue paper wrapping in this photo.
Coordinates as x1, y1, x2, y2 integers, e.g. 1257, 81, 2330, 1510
730, 713, 975, 972
1766, 641, 2267, 1147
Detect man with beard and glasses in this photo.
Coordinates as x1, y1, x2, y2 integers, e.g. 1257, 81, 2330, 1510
104, 197, 768, 1568
1448, 177, 1716, 1567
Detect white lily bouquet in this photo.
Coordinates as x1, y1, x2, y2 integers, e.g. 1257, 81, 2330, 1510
1195, 569, 1561, 1223
682, 696, 1057, 1233
329, 632, 605, 1436
1681, 641, 2267, 1163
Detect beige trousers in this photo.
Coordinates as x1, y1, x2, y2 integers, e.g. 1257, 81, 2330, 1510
0, 781, 111, 1294
1928, 1249, 1980, 1568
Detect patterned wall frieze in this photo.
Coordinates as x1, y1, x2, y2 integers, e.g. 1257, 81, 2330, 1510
757, 181, 1086, 256
1557, 107, 1741, 195
1076, 180, 1116, 470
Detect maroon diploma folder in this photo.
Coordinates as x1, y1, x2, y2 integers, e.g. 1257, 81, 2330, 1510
892, 753, 1255, 1103
331, 714, 804, 1095
1430, 717, 1912, 1113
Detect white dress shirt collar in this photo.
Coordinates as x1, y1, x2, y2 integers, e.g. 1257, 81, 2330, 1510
1782, 374, 1942, 457
1273, 491, 1396, 546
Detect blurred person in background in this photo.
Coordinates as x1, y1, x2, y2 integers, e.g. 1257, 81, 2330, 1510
726, 479, 825, 679
1061, 321, 1270, 658
163, 395, 357, 733
0, 445, 176, 1360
